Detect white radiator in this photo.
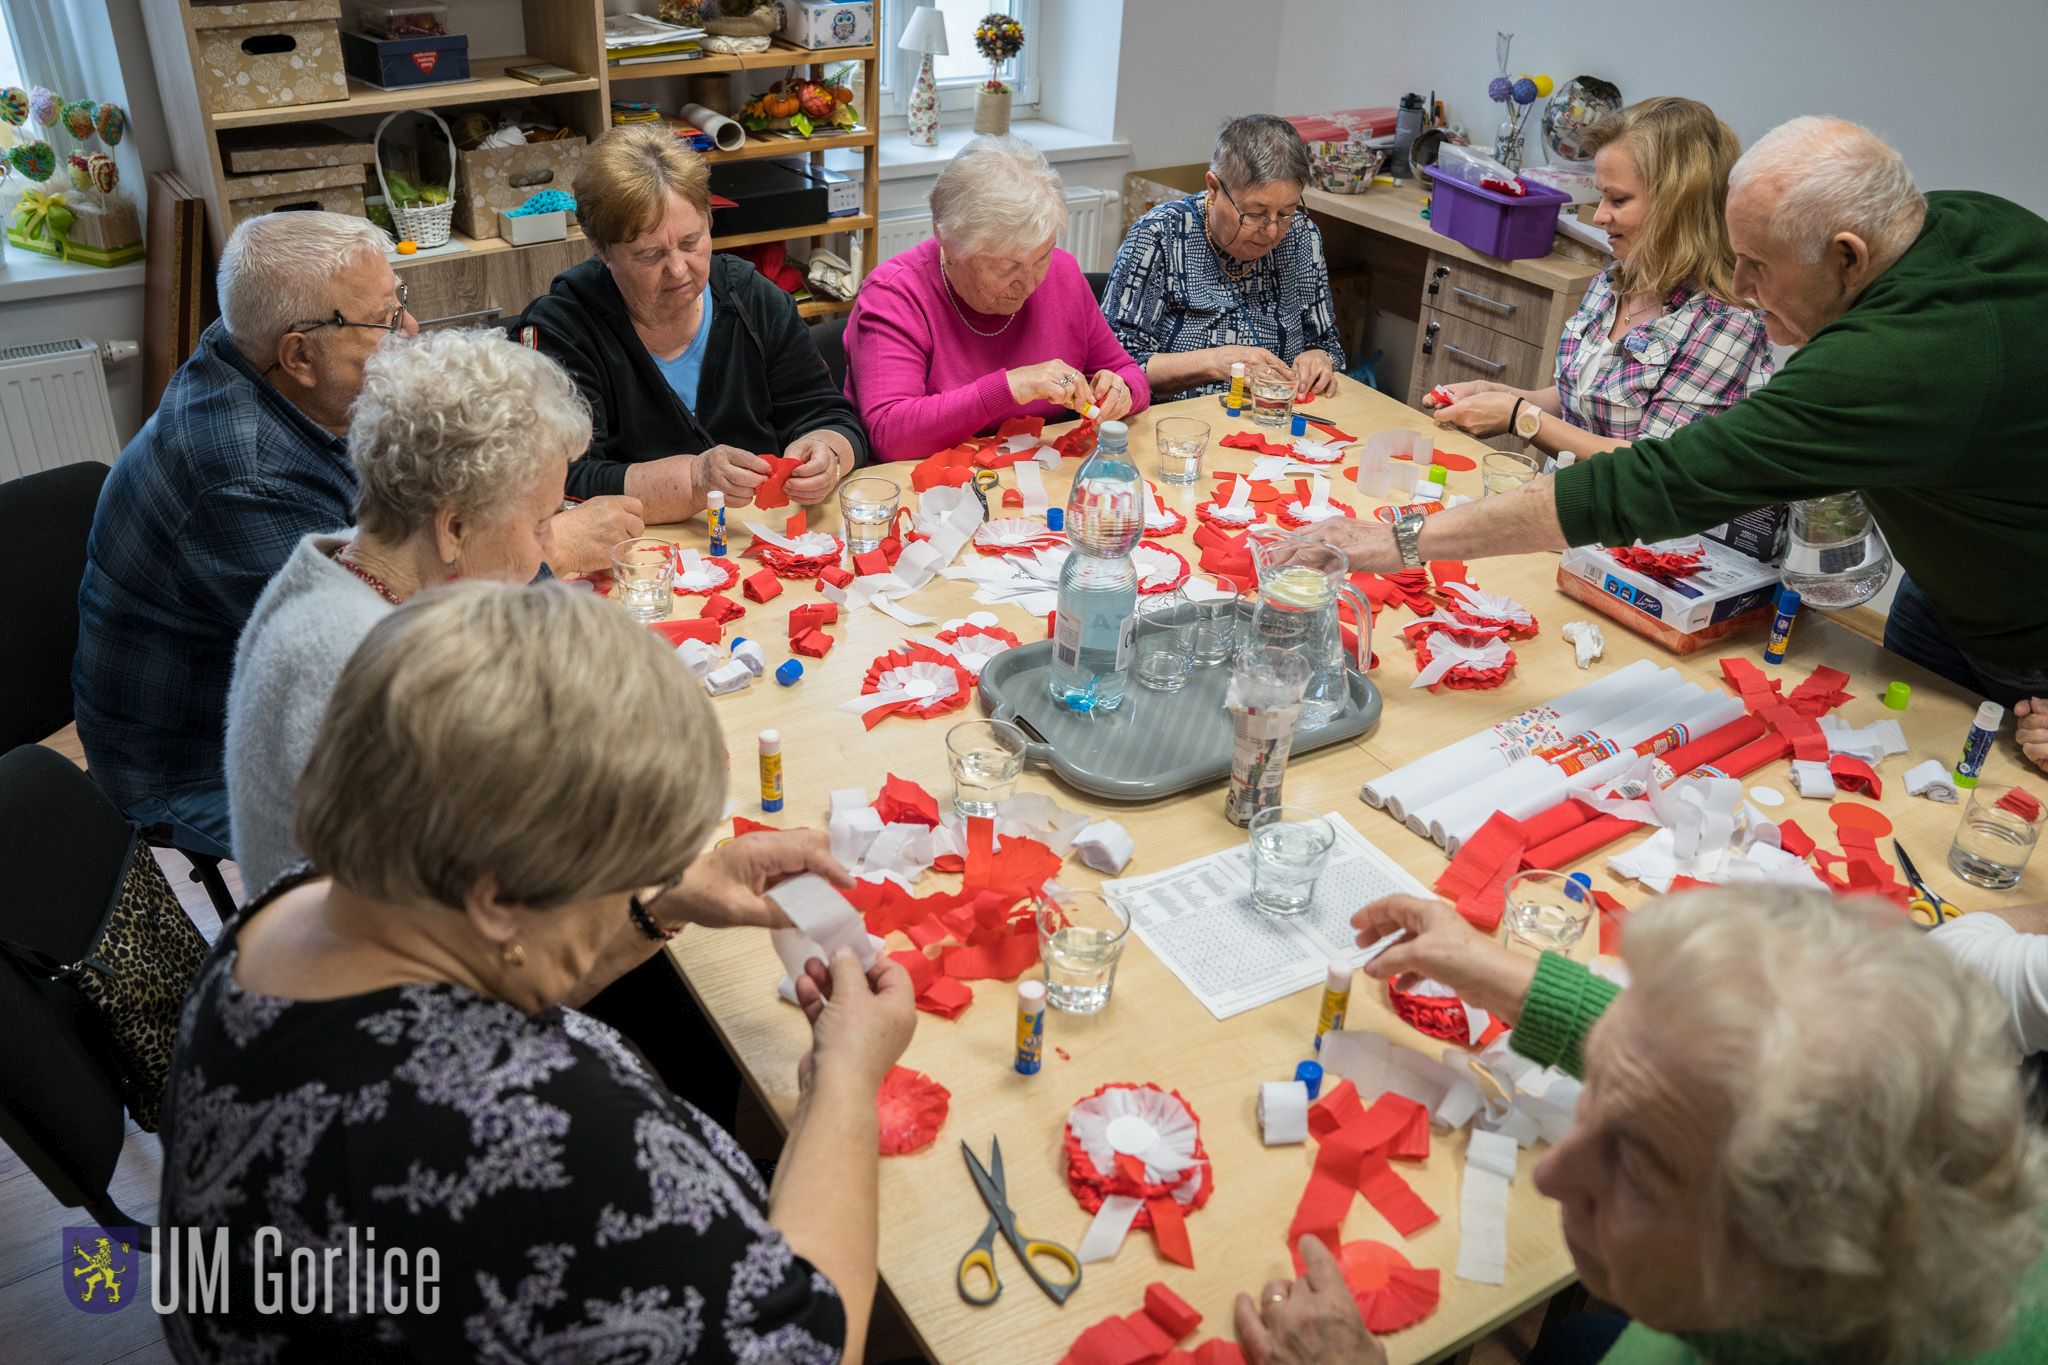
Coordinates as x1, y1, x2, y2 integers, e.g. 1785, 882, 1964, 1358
0, 337, 122, 482
876, 187, 1115, 272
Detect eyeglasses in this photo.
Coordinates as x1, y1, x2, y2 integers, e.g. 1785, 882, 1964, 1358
1219, 183, 1300, 233
627, 872, 686, 942
263, 284, 411, 375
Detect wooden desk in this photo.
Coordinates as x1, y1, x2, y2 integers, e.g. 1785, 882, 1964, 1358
1305, 186, 1603, 423
653, 380, 2038, 1364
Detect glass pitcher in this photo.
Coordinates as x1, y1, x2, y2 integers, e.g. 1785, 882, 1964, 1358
1781, 493, 1892, 609
1246, 527, 1373, 727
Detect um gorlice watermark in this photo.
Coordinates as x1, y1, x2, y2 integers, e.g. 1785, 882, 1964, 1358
60, 1225, 440, 1316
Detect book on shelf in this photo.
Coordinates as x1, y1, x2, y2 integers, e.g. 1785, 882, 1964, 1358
609, 45, 703, 65
602, 14, 705, 46
506, 62, 583, 85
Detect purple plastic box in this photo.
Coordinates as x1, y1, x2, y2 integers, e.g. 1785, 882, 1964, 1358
1428, 175, 1570, 261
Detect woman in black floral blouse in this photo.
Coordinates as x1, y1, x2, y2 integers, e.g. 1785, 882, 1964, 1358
160, 580, 915, 1362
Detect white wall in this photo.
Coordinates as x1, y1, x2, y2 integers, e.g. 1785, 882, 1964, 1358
1272, 0, 2048, 217
1115, 0, 1281, 169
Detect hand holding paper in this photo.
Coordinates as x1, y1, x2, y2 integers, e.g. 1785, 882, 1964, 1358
684, 830, 853, 932
1350, 895, 1536, 1024
793, 945, 918, 1093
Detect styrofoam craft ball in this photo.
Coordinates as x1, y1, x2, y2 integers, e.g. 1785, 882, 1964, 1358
95, 102, 128, 146
28, 86, 58, 130
0, 87, 28, 126
9, 139, 56, 182
1487, 76, 1512, 103
89, 151, 118, 194
1512, 77, 1539, 105
61, 98, 97, 141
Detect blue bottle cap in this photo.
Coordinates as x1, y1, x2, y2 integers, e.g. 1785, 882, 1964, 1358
1290, 413, 1308, 437
775, 659, 803, 686
1294, 1060, 1323, 1100
1774, 586, 1801, 612
1046, 507, 1065, 532
730, 635, 748, 649
1566, 872, 1593, 902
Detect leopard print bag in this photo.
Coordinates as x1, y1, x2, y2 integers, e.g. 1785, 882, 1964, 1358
57, 846, 208, 1131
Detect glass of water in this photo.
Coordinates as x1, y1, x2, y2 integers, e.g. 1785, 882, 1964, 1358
1949, 783, 2044, 890
839, 476, 901, 555
1248, 372, 1294, 428
1481, 450, 1542, 497
610, 538, 675, 625
1036, 888, 1131, 1013
1132, 587, 1194, 692
1182, 572, 1243, 664
945, 719, 1028, 818
1155, 417, 1210, 485
1247, 806, 1337, 917
1501, 870, 1594, 956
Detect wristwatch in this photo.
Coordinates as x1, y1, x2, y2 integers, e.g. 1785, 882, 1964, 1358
1392, 508, 1427, 568
1512, 397, 1543, 443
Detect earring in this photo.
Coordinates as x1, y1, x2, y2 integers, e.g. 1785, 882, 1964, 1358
501, 941, 527, 969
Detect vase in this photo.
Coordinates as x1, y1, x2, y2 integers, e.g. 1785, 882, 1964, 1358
907, 54, 939, 147
974, 88, 1012, 137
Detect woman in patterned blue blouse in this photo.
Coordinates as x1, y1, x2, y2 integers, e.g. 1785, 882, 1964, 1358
1103, 115, 1345, 400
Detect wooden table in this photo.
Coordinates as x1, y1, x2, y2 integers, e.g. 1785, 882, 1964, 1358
651, 379, 2041, 1364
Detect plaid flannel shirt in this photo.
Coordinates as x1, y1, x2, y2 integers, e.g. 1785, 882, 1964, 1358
73, 320, 356, 811
1554, 270, 1774, 441
1103, 195, 1344, 398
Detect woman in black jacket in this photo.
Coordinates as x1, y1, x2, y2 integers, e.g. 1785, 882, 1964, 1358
517, 126, 868, 520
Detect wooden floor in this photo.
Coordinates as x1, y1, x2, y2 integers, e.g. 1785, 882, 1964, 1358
4, 726, 1545, 1362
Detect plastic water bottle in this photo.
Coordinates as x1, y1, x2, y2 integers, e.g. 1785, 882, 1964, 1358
1049, 421, 1141, 712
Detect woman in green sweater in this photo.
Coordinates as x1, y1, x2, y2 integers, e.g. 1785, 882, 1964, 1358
1236, 888, 2048, 1365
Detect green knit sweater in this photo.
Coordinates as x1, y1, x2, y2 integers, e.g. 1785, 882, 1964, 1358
1552, 190, 2048, 670
1511, 952, 2048, 1364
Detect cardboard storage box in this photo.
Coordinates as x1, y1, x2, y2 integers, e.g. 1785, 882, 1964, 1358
226, 183, 368, 230
221, 123, 376, 174
1557, 539, 1780, 654
499, 208, 568, 245
777, 1, 873, 49
1121, 164, 1205, 237
340, 28, 470, 89
446, 136, 586, 241
191, 0, 349, 114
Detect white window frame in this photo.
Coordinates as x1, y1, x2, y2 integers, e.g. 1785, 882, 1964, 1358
876, 0, 1040, 126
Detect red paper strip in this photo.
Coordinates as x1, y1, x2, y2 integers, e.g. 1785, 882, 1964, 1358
1145, 1196, 1195, 1268
1785, 665, 1855, 717
1998, 789, 2044, 821
752, 453, 802, 510
1304, 416, 1358, 443
1144, 1284, 1202, 1340
1218, 431, 1295, 456
1828, 754, 1883, 798
1436, 811, 1527, 932
1357, 1154, 1437, 1236
1777, 818, 1816, 859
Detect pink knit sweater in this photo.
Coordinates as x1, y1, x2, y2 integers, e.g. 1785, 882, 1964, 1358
843, 239, 1151, 462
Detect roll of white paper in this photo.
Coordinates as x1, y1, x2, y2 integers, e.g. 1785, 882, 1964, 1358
682, 103, 745, 152
1258, 1081, 1310, 1145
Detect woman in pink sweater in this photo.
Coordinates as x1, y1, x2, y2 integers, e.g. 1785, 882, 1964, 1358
844, 136, 1150, 462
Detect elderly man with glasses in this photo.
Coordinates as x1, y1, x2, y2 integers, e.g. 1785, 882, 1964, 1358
1103, 114, 1345, 400
71, 212, 635, 857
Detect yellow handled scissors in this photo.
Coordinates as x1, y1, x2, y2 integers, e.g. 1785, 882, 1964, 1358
956, 1137, 1081, 1307
1895, 840, 1962, 926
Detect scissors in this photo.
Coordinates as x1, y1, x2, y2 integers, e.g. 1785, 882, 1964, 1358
1894, 840, 1962, 926
955, 1137, 1082, 1307
969, 469, 1001, 518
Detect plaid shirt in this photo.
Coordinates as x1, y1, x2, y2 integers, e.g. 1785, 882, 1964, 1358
1554, 270, 1773, 440
73, 321, 356, 811
1103, 195, 1345, 397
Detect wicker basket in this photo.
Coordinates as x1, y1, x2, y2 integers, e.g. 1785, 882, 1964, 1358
373, 109, 455, 249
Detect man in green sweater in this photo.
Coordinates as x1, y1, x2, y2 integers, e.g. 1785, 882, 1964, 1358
1309, 117, 2048, 768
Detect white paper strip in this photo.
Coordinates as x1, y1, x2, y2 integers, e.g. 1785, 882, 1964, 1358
1258, 1081, 1310, 1145
1355, 927, 1408, 969
1455, 1129, 1517, 1285
1905, 758, 1960, 802
1791, 759, 1836, 799
1076, 1193, 1144, 1264
766, 874, 878, 970
1013, 460, 1050, 515
1074, 820, 1135, 873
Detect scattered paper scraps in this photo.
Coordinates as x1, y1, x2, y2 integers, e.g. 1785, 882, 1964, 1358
874, 773, 941, 828
876, 1065, 950, 1155
1067, 1084, 1212, 1268
1219, 431, 1295, 456
1827, 753, 1883, 798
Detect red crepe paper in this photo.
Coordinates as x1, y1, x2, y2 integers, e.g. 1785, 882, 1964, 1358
1428, 449, 1477, 473
1355, 568, 1438, 615
783, 509, 808, 537
1357, 1154, 1438, 1237
1433, 810, 1527, 932
651, 618, 720, 646
792, 629, 833, 658
1053, 418, 1101, 461
1350, 1091, 1431, 1162
997, 415, 1045, 439
938, 919, 1040, 981
912, 443, 978, 492
1590, 889, 1629, 956
752, 454, 801, 510
788, 602, 838, 636
819, 565, 853, 590
1339, 1240, 1442, 1334
874, 773, 942, 828
1388, 977, 1481, 1043
1144, 1284, 1202, 1340
1777, 819, 1817, 858
1218, 431, 1294, 456
1003, 488, 1025, 508
669, 552, 739, 597
852, 547, 889, 576
1065, 1083, 1214, 1230
1999, 789, 2044, 822
742, 569, 782, 603
1721, 658, 1782, 714
1059, 1284, 1225, 1365
731, 815, 779, 837
1144, 1196, 1194, 1268
875, 1065, 949, 1155
1193, 522, 1255, 583
1304, 416, 1358, 443
854, 643, 977, 728
699, 592, 744, 624
1193, 498, 1267, 529
1409, 630, 1517, 691
1756, 702, 1830, 762
1135, 540, 1193, 594
1828, 754, 1883, 798
1607, 542, 1706, 584
1786, 666, 1854, 718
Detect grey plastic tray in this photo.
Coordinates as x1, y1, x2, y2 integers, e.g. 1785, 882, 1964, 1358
977, 640, 1381, 801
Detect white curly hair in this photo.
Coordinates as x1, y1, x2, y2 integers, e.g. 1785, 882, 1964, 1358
348, 329, 591, 540
929, 135, 1069, 260
217, 211, 395, 357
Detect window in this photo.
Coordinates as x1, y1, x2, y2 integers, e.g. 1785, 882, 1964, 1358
0, 5, 22, 89
879, 0, 1039, 122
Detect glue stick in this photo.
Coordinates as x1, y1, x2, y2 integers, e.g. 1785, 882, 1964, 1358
1314, 962, 1352, 1051
1227, 361, 1247, 410
757, 729, 783, 812
1763, 586, 1801, 664
707, 490, 727, 557
1014, 979, 1046, 1074
1955, 701, 2003, 789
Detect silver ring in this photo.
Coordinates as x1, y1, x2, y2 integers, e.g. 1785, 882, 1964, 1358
1264, 1292, 1287, 1306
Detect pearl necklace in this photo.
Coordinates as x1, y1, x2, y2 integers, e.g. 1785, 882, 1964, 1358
939, 257, 1017, 338
334, 548, 405, 605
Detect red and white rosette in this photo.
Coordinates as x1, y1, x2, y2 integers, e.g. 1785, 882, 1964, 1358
1407, 627, 1515, 691
1141, 486, 1189, 536
1437, 581, 1538, 638
670, 546, 739, 596
1388, 976, 1501, 1048
746, 521, 846, 579
974, 517, 1065, 556
931, 618, 1022, 676
1276, 496, 1356, 530
1133, 541, 1191, 595
1065, 1083, 1212, 1269
1289, 436, 1347, 465
838, 643, 976, 729
1195, 498, 1265, 529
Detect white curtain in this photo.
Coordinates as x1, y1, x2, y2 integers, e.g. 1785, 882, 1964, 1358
4, 0, 150, 227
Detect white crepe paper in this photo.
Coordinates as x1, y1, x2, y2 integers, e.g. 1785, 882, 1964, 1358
1293, 437, 1346, 464
1441, 581, 1534, 632
1412, 634, 1513, 690
1012, 459, 1050, 515
1258, 1081, 1311, 1146
1455, 1129, 1518, 1285
704, 659, 753, 695
1076, 1195, 1143, 1264
731, 639, 767, 677
1561, 620, 1606, 669
1905, 759, 1961, 802
1790, 759, 1837, 799
767, 874, 887, 1001
1073, 820, 1135, 873
674, 638, 721, 677
1818, 716, 1909, 765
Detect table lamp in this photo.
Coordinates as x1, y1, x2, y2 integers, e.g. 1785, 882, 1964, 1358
899, 5, 949, 148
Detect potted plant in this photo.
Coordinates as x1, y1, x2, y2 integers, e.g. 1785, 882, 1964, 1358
972, 12, 1024, 136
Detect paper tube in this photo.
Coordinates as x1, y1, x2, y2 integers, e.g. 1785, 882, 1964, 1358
682, 103, 745, 152
1519, 730, 1793, 870
1259, 1081, 1310, 1145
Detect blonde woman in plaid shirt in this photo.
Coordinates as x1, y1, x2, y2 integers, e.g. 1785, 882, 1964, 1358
1428, 98, 1773, 461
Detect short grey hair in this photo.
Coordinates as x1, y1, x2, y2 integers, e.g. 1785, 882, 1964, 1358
1615, 885, 2047, 1363
1728, 116, 1926, 264
929, 135, 1067, 258
218, 211, 394, 357
1210, 114, 1310, 192
349, 329, 590, 541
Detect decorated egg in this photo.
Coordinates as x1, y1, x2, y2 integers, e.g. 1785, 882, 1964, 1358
28, 86, 58, 130
8, 139, 56, 182
89, 151, 117, 194
66, 152, 90, 190
95, 102, 128, 146
0, 87, 27, 127
1487, 76, 1512, 103
61, 99, 97, 141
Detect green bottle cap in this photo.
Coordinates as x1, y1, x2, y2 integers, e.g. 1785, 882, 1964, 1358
1883, 681, 1911, 710
1425, 464, 1449, 485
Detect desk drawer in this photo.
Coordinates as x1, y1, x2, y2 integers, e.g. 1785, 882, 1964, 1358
1411, 308, 1546, 395
1423, 252, 1558, 348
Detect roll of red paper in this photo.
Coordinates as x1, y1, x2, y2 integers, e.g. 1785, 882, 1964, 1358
1659, 715, 1768, 775
1518, 798, 1597, 849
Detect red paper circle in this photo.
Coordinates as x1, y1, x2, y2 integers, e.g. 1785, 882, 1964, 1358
1829, 803, 1894, 837
1340, 1240, 1441, 1334
876, 1065, 950, 1156
1429, 450, 1478, 472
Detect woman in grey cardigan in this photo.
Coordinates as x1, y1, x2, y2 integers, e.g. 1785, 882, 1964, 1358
224, 327, 588, 891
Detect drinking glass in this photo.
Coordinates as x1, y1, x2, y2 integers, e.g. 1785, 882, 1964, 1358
1247, 806, 1337, 916
1181, 572, 1243, 665
840, 476, 901, 555
1949, 783, 2044, 890
610, 538, 674, 625
1155, 417, 1210, 485
1481, 450, 1542, 497
1249, 372, 1295, 428
1501, 870, 1594, 956
1036, 888, 1132, 1013
946, 719, 1028, 818
1132, 587, 1194, 692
